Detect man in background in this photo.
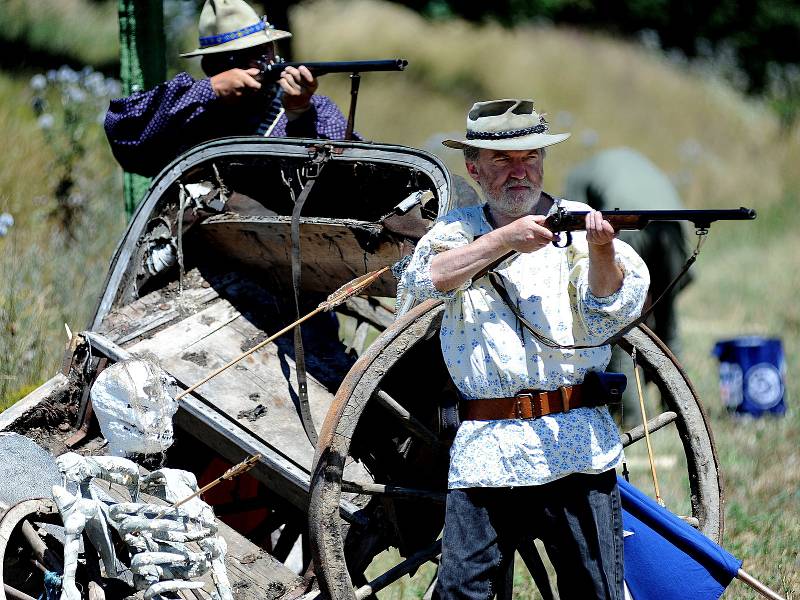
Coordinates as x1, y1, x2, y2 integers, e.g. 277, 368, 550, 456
105, 0, 352, 177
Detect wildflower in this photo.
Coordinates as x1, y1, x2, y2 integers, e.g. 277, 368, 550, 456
0, 213, 13, 237
65, 85, 87, 104
30, 74, 47, 91
37, 114, 55, 130
85, 72, 106, 97
57, 65, 79, 85
105, 78, 122, 98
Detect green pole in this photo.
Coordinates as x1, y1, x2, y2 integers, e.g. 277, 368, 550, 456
117, 0, 166, 219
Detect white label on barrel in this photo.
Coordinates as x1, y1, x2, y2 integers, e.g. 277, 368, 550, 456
745, 363, 783, 409
719, 362, 743, 409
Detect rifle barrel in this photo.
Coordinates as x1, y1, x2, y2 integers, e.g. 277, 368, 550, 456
260, 59, 408, 82
547, 207, 756, 232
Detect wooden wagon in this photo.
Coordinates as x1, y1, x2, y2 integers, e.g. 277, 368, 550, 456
0, 137, 722, 599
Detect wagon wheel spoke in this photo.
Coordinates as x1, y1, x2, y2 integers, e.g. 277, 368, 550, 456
341, 480, 445, 502
372, 388, 447, 449
620, 411, 678, 447
354, 540, 442, 600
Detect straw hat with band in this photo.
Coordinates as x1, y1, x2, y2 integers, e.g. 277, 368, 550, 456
443, 99, 570, 152
181, 0, 291, 58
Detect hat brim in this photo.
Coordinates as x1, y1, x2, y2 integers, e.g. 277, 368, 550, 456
442, 132, 570, 151
180, 28, 292, 58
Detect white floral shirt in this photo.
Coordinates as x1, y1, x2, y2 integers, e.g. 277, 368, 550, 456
399, 199, 650, 489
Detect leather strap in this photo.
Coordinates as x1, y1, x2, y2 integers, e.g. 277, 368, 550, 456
288, 154, 329, 447
462, 384, 591, 420
487, 242, 698, 350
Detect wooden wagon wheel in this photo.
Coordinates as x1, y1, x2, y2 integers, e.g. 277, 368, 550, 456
309, 298, 723, 600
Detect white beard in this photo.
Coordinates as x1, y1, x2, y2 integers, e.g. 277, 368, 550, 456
484, 181, 543, 218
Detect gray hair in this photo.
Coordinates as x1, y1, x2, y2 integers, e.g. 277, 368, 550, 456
463, 146, 480, 162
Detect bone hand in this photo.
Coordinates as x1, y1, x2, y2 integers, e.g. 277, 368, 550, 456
56, 453, 140, 499
144, 580, 205, 600
52, 486, 85, 600
202, 537, 233, 600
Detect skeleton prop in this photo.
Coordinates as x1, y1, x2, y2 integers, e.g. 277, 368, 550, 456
52, 453, 232, 600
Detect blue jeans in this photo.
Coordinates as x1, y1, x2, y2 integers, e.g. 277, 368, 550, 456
433, 470, 623, 600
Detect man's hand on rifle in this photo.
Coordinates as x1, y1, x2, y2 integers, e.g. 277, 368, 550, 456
584, 210, 616, 246
279, 65, 319, 113
498, 215, 554, 253
210, 68, 262, 103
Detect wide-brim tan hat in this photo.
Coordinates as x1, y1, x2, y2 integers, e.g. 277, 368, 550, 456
443, 99, 570, 151
181, 0, 291, 58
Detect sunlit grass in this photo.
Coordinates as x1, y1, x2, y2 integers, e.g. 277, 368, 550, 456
0, 73, 125, 402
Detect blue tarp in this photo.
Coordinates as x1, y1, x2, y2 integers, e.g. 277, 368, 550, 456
619, 476, 742, 600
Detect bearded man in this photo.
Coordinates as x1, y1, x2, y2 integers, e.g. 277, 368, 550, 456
104, 0, 353, 177
399, 99, 650, 599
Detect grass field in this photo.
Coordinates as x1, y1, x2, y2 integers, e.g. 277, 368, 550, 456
0, 0, 797, 597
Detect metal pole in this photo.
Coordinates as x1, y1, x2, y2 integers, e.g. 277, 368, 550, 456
345, 72, 361, 140
737, 569, 787, 600
117, 0, 166, 218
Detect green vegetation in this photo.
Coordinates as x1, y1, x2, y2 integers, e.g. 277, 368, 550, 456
0, 0, 796, 597
0, 71, 126, 407
0, 0, 119, 68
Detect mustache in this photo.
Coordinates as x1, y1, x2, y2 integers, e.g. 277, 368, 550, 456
503, 179, 537, 190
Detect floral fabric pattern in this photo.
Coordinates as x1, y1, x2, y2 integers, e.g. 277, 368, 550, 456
399, 200, 650, 488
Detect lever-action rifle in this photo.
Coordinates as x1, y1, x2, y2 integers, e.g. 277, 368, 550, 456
256, 58, 408, 82
476, 206, 756, 278
543, 206, 756, 247
256, 58, 408, 141
480, 206, 757, 351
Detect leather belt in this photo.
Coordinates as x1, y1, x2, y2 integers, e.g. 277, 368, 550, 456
463, 384, 588, 421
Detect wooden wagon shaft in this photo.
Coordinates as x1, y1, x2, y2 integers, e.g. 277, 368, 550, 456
354, 539, 442, 600
372, 388, 446, 449
620, 411, 678, 446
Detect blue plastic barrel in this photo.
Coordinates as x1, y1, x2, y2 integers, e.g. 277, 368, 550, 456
712, 337, 786, 416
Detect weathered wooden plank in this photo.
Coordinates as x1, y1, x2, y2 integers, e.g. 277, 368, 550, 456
98, 270, 239, 345
196, 216, 402, 296
154, 325, 329, 471
127, 301, 242, 358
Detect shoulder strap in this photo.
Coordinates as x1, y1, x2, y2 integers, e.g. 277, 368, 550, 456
487, 235, 703, 350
